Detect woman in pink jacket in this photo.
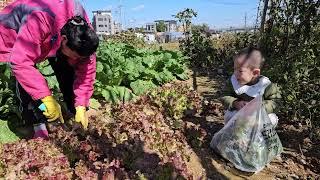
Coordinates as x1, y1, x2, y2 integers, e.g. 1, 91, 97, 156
0, 0, 99, 138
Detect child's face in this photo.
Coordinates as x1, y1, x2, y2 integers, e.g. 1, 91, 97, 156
234, 55, 260, 85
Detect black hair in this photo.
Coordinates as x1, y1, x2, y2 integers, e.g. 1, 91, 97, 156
61, 16, 99, 57
234, 46, 265, 69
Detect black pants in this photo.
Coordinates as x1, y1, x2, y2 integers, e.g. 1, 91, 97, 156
16, 52, 76, 125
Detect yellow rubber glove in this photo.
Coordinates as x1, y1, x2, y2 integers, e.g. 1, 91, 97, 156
41, 96, 64, 123
75, 106, 88, 130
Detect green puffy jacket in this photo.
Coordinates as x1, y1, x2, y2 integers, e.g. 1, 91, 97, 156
220, 77, 281, 114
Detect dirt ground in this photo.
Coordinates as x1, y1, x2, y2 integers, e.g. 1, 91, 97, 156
183, 68, 320, 180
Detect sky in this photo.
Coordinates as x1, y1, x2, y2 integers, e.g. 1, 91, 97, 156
81, 0, 260, 29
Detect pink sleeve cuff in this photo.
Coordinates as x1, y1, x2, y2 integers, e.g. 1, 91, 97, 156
30, 91, 52, 100
75, 100, 90, 108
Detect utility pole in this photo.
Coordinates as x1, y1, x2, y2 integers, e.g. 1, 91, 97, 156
244, 12, 247, 31
118, 0, 124, 30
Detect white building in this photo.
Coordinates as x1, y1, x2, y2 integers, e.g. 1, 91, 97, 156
144, 34, 156, 44
145, 23, 156, 33
92, 10, 114, 36
155, 20, 178, 32
92, 10, 122, 39
114, 22, 122, 34
163, 32, 184, 43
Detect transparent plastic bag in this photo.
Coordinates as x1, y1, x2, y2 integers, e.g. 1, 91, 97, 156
210, 95, 283, 172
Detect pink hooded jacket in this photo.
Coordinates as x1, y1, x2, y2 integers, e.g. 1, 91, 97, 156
0, 0, 96, 107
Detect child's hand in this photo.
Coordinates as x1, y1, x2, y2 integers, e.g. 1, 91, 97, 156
233, 100, 248, 110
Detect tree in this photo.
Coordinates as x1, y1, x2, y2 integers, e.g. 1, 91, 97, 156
191, 24, 210, 33
258, 0, 320, 130
135, 27, 145, 33
260, 0, 269, 34
174, 8, 199, 90
156, 21, 166, 32
173, 8, 198, 38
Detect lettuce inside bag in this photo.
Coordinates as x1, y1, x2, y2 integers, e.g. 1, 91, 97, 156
210, 95, 283, 172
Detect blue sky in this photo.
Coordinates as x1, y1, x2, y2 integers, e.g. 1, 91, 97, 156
81, 0, 259, 29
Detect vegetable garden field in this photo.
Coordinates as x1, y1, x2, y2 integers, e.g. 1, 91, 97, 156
1, 0, 320, 179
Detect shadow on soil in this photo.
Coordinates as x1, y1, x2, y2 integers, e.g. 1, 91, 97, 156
183, 115, 228, 179
185, 67, 238, 179
277, 122, 320, 174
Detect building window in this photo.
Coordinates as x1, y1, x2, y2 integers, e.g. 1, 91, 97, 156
99, 25, 103, 27
105, 25, 108, 27
98, 18, 103, 21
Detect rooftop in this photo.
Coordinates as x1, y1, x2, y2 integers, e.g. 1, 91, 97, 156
92, 10, 112, 13
92, 10, 112, 16
154, 20, 177, 23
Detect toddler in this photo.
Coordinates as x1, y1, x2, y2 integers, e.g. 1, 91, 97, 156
221, 47, 281, 125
